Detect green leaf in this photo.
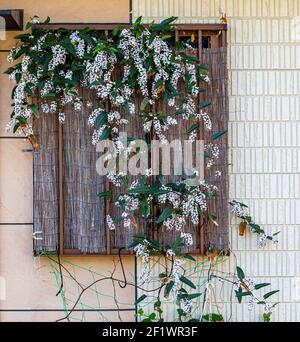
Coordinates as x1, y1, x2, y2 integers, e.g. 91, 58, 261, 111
180, 276, 196, 289
25, 22, 32, 30
14, 47, 27, 60
154, 300, 161, 309
13, 122, 20, 133
60, 40, 77, 57
15, 72, 21, 84
133, 16, 143, 29
187, 293, 201, 300
254, 283, 271, 290
140, 97, 149, 111
212, 130, 227, 140
113, 216, 124, 224
135, 294, 147, 305
154, 78, 164, 90
235, 288, 243, 303
236, 266, 245, 280
187, 123, 199, 134
263, 312, 272, 322
183, 254, 196, 262
44, 16, 50, 24
123, 101, 131, 114
263, 290, 279, 300
249, 223, 262, 233
139, 197, 150, 217
95, 111, 108, 128
128, 186, 150, 195
29, 104, 39, 117
162, 34, 172, 40
178, 292, 201, 301
170, 236, 185, 250
202, 313, 224, 322
235, 290, 252, 303
160, 16, 177, 26
97, 191, 112, 198
99, 126, 110, 141
239, 291, 253, 297
4, 66, 16, 75
164, 281, 175, 297
156, 207, 173, 224
148, 313, 156, 321
177, 308, 186, 317
43, 93, 56, 100
199, 101, 211, 109
14, 33, 31, 41
151, 189, 172, 196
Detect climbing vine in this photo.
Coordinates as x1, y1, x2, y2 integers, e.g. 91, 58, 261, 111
6, 15, 280, 322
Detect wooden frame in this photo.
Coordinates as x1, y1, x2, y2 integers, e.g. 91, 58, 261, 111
0, 9, 24, 31
34, 24, 228, 256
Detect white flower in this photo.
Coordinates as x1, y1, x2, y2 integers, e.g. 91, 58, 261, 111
21, 56, 31, 72
88, 108, 103, 127
65, 70, 73, 80
106, 215, 116, 230
74, 99, 82, 111
182, 299, 193, 314
230, 201, 249, 218
58, 112, 65, 124
41, 103, 50, 113
50, 101, 57, 113
201, 74, 210, 83
166, 249, 175, 257
30, 16, 40, 24
41, 80, 54, 97
107, 172, 126, 187
247, 295, 255, 311
70, 31, 86, 58
164, 215, 186, 231
264, 304, 273, 314
180, 232, 193, 246
200, 111, 212, 130
134, 241, 150, 282
49, 45, 67, 70
145, 168, 153, 177
258, 233, 267, 249
143, 120, 152, 133
215, 170, 222, 177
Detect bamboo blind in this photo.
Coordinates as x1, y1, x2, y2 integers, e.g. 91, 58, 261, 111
33, 97, 59, 253
33, 25, 228, 255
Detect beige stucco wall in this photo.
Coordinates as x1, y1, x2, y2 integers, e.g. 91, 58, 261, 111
0, 0, 135, 322
133, 0, 300, 322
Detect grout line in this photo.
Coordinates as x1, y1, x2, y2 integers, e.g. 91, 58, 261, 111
0, 223, 33, 225
0, 308, 135, 312
229, 69, 300, 71
0, 136, 27, 139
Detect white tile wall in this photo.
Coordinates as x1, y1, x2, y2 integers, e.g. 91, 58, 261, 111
133, 0, 300, 321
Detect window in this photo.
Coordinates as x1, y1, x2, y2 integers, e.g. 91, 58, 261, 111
33, 24, 228, 255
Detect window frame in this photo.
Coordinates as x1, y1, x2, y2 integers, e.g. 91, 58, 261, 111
33, 23, 228, 256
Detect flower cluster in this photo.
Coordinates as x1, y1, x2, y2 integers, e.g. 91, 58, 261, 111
70, 31, 86, 58
134, 240, 151, 282
230, 201, 279, 249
